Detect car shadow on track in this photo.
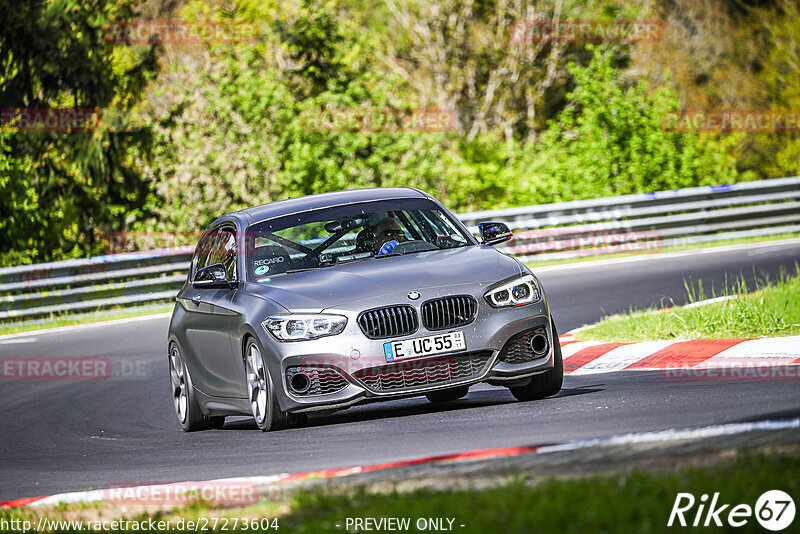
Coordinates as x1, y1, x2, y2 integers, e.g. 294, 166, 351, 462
556, 384, 605, 398
220, 383, 605, 431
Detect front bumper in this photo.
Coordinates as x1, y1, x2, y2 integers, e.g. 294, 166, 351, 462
257, 283, 555, 413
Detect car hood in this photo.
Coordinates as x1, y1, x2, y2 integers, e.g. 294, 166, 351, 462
244, 245, 523, 311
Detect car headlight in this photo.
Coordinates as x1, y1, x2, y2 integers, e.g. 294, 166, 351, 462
263, 314, 347, 341
484, 274, 541, 308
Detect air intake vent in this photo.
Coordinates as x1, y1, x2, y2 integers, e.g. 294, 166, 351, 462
353, 351, 493, 392
357, 305, 418, 339
285, 366, 349, 396
499, 326, 548, 364
421, 296, 477, 331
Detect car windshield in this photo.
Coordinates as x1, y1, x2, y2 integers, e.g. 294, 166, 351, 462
245, 198, 473, 282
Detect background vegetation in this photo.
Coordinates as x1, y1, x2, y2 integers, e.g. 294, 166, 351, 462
2, 0, 799, 264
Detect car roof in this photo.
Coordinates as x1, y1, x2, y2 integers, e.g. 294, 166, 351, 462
220, 187, 432, 227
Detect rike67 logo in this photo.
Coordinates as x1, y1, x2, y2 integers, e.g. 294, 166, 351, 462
668, 490, 795, 531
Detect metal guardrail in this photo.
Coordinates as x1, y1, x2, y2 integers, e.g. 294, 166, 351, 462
0, 248, 193, 321
461, 175, 800, 261
1, 177, 798, 322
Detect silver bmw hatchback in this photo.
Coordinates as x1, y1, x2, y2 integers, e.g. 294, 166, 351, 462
167, 187, 562, 431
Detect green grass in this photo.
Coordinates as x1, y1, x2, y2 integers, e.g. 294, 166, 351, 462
526, 232, 800, 268
0, 304, 175, 336
583, 268, 800, 342
280, 451, 798, 534
3, 450, 795, 533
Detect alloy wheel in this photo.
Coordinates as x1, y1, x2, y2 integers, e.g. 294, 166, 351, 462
245, 342, 269, 424
169, 344, 187, 424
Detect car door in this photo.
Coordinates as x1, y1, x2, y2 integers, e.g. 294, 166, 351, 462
183, 226, 246, 398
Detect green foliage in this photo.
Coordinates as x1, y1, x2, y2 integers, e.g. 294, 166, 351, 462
759, 1, 800, 179
279, 451, 799, 534
0, 131, 38, 265
145, 0, 451, 233
511, 47, 741, 204
2, 0, 779, 262
0, 0, 159, 265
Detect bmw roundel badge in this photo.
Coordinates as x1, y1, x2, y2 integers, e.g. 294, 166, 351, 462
407, 291, 421, 300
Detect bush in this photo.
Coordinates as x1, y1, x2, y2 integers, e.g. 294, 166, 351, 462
510, 47, 742, 204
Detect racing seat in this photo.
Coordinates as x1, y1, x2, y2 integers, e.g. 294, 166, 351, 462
249, 244, 291, 279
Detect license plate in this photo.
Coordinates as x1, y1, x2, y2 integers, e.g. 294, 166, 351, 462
383, 331, 466, 362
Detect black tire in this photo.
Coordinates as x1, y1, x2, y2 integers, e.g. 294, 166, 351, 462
425, 385, 470, 403
169, 342, 221, 432
244, 338, 306, 431
509, 318, 563, 402
207, 416, 226, 430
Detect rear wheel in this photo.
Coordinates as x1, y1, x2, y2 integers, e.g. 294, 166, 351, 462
508, 319, 563, 402
425, 385, 469, 403
244, 339, 306, 431
169, 342, 224, 431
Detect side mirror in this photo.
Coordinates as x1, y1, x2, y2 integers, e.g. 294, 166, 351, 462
193, 263, 237, 289
478, 222, 513, 246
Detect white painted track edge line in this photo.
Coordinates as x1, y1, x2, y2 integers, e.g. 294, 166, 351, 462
12, 418, 800, 508
0, 312, 173, 340
531, 237, 800, 273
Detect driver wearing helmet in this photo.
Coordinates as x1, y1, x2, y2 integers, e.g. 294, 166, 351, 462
373, 217, 405, 255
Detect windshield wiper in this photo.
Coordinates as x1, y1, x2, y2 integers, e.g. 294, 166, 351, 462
284, 267, 317, 274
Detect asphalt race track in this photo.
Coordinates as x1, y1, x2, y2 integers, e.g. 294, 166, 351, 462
1, 240, 799, 501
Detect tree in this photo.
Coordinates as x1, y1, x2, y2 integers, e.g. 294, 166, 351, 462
0, 0, 159, 264
511, 47, 741, 204
381, 0, 622, 143
144, 0, 451, 234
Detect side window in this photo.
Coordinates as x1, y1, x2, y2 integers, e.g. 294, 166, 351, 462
211, 229, 237, 281
194, 229, 219, 276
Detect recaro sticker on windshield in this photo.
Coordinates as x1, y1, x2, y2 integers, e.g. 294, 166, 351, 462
255, 265, 270, 275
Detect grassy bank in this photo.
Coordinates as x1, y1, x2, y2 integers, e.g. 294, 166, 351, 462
583, 268, 800, 342
281, 451, 797, 534
1, 450, 796, 533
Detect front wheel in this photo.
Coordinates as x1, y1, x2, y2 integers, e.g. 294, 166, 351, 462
244, 339, 305, 431
508, 318, 563, 402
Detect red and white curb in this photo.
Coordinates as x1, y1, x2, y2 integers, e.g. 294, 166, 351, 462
557, 335, 800, 375
2, 418, 798, 510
